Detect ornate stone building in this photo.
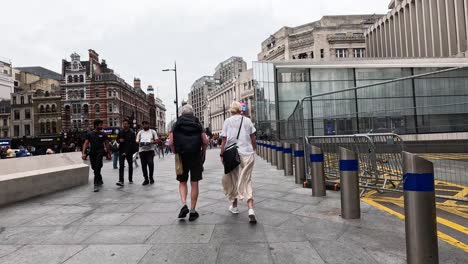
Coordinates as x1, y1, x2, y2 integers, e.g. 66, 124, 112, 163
258, 15, 382, 61
33, 90, 62, 138
60, 50, 150, 131
155, 97, 166, 134
0, 99, 11, 138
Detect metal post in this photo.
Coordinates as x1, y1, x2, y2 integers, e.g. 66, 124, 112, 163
310, 145, 326, 197
294, 143, 305, 185
271, 141, 278, 166
339, 147, 360, 219
276, 141, 284, 170
260, 141, 265, 159
256, 140, 261, 156
283, 142, 293, 176
403, 152, 438, 264
267, 141, 272, 163
174, 61, 179, 118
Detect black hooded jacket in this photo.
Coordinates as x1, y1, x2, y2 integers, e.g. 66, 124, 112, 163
173, 114, 203, 154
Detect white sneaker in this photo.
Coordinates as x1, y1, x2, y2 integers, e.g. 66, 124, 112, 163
248, 209, 257, 224
229, 205, 239, 214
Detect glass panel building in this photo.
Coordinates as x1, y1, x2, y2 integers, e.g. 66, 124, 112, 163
253, 58, 468, 140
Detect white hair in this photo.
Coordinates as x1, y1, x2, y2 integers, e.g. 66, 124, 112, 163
181, 104, 194, 115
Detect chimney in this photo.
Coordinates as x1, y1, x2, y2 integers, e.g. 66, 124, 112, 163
147, 85, 154, 94
134, 78, 141, 89
88, 49, 100, 63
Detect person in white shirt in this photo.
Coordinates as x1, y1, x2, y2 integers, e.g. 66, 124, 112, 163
220, 101, 257, 224
136, 121, 157, 185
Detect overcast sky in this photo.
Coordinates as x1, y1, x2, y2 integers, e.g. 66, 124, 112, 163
1, 0, 389, 122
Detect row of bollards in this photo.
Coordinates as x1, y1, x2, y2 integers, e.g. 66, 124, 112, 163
257, 141, 439, 264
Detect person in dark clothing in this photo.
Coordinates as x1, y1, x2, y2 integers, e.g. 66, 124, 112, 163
170, 104, 208, 221
82, 119, 111, 192
116, 119, 137, 187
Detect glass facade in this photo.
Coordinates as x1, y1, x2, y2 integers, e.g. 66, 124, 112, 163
253, 61, 468, 140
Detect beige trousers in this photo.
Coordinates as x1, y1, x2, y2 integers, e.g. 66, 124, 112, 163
222, 153, 255, 202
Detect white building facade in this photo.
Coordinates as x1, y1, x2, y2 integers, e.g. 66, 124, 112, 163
0, 61, 14, 100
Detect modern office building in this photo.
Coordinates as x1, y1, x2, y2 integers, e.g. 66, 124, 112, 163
258, 15, 381, 62
253, 58, 468, 140
366, 0, 468, 58
188, 76, 217, 128
214, 57, 247, 84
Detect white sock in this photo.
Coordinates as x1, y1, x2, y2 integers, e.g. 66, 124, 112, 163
190, 208, 196, 213
248, 209, 255, 215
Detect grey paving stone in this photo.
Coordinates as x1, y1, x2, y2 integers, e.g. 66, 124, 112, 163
256, 198, 305, 213
41, 226, 103, 244
49, 204, 96, 214
0, 245, 84, 264
264, 225, 309, 243
92, 203, 142, 213
364, 249, 406, 264
210, 224, 267, 244
310, 240, 378, 264
253, 208, 292, 227
269, 242, 325, 264
277, 193, 324, 205
0, 245, 22, 258
177, 212, 245, 225
217, 243, 272, 264
146, 224, 214, 244
199, 190, 226, 200
63, 244, 152, 264
25, 213, 84, 226
138, 243, 218, 264
254, 189, 287, 199
0, 214, 42, 226
133, 202, 180, 213
258, 183, 296, 192
0, 227, 55, 245
337, 225, 406, 253
121, 212, 176, 225
84, 226, 158, 244
72, 213, 134, 226
300, 217, 350, 241
0, 203, 60, 215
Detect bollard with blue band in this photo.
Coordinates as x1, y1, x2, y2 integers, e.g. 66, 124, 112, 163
276, 142, 284, 170
261, 141, 266, 160
310, 145, 326, 197
271, 142, 278, 166
283, 142, 293, 176
259, 141, 265, 159
339, 147, 360, 219
293, 143, 305, 185
403, 152, 438, 264
256, 140, 261, 156
267, 141, 273, 164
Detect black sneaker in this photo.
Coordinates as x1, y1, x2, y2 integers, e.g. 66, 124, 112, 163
116, 182, 124, 187
150, 178, 155, 185
189, 211, 199, 222
142, 180, 150, 186
93, 186, 99, 192
129, 180, 133, 184
249, 214, 257, 224
178, 205, 189, 218
97, 181, 104, 186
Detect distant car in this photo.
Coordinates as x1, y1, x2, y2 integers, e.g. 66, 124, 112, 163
10, 149, 31, 158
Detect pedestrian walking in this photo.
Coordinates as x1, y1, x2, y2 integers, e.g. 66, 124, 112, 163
170, 104, 208, 221
116, 119, 137, 187
111, 139, 119, 169
156, 138, 164, 158
136, 121, 157, 185
220, 101, 257, 224
82, 119, 111, 192
165, 138, 171, 154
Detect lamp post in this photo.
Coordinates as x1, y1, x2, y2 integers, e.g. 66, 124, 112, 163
162, 61, 179, 118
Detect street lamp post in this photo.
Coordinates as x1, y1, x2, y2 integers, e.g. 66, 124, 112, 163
162, 61, 179, 118
223, 100, 226, 121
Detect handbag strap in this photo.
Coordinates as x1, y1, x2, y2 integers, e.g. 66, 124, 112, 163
236, 116, 244, 140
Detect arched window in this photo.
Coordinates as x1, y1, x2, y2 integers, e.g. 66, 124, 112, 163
68, 75, 73, 83
20, 96, 24, 104
108, 103, 113, 113
95, 104, 100, 113
73, 75, 78, 82
40, 105, 45, 113
46, 120, 51, 133
65, 105, 71, 112
51, 104, 56, 112
46, 105, 50, 112
40, 122, 45, 134
83, 104, 89, 114
52, 121, 57, 133
79, 75, 84, 82
80, 90, 84, 98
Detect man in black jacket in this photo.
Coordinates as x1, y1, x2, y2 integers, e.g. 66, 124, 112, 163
116, 119, 137, 187
170, 104, 208, 221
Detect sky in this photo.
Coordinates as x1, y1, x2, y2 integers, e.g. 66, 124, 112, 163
1, 0, 390, 123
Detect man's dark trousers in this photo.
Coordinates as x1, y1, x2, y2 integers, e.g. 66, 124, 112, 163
119, 153, 133, 183
140, 151, 154, 181
90, 152, 104, 185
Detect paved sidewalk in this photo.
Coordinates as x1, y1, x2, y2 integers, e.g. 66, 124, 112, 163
0, 149, 465, 264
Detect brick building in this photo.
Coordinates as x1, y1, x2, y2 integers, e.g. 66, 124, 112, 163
33, 89, 62, 137
60, 50, 150, 131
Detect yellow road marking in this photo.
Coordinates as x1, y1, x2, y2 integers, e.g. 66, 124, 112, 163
362, 198, 468, 252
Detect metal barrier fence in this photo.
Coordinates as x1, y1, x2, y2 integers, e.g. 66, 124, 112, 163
307, 133, 404, 196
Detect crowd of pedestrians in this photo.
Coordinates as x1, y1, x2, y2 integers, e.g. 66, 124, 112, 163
82, 101, 258, 224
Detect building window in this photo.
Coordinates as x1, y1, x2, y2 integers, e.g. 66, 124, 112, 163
52, 121, 57, 133
14, 125, 19, 137
108, 103, 113, 113
73, 120, 77, 129
95, 104, 100, 113
68, 75, 73, 83
83, 104, 89, 114
20, 96, 24, 104
46, 105, 50, 113
79, 75, 84, 82
311, 51, 314, 59
320, 49, 324, 58
95, 89, 99, 98
46, 120, 51, 133
80, 90, 84, 98
108, 90, 112, 97
25, 109, 31, 119
24, 125, 30, 136
40, 105, 45, 113
14, 110, 20, 120
12, 96, 16, 105
51, 104, 56, 112
74, 75, 78, 82
3, 131, 7, 138
336, 48, 348, 58
72, 104, 81, 114
28, 95, 32, 103
354, 48, 365, 58
40, 122, 45, 134
298, 53, 308, 59
3, 119, 7, 126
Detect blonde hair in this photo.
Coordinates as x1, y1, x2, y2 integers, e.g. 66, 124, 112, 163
229, 101, 242, 114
